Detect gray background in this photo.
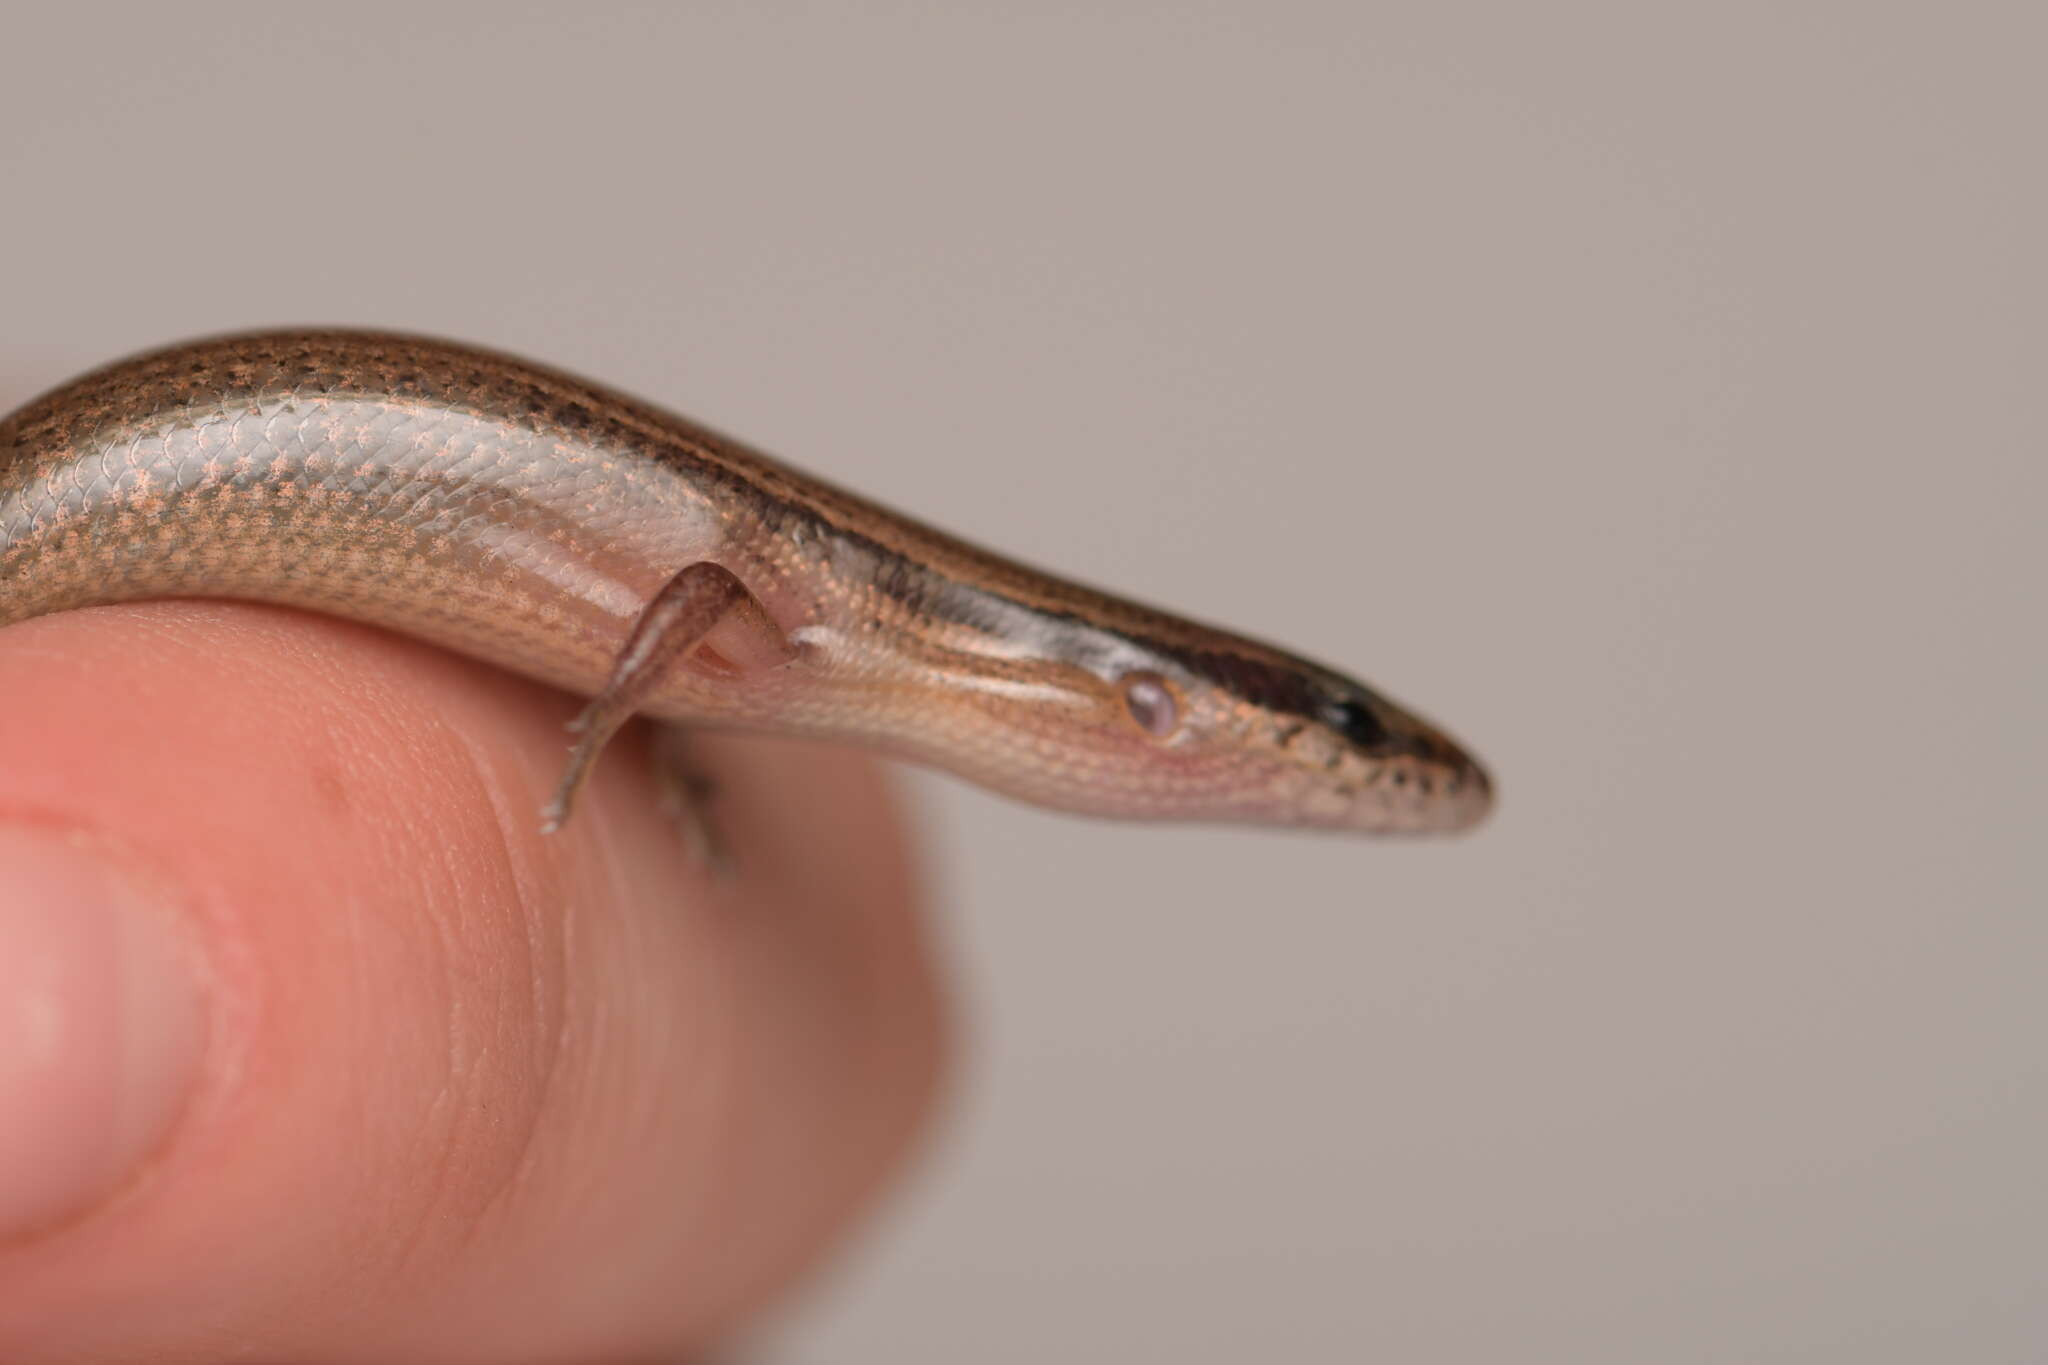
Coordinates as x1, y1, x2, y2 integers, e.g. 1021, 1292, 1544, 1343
3, 5, 2040, 1361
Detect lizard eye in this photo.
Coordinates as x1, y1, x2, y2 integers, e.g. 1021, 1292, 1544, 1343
1321, 697, 1391, 750
1120, 672, 1182, 738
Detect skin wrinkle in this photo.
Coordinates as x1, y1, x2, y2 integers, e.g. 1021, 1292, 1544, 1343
430, 689, 766, 1335
325, 653, 575, 1290
392, 865, 506, 1284
434, 690, 577, 1260
375, 940, 466, 1290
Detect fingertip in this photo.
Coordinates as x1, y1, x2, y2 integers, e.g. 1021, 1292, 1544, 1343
0, 604, 601, 1352
0, 602, 946, 1361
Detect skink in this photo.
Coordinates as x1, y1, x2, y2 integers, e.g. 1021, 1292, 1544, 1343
0, 331, 1491, 835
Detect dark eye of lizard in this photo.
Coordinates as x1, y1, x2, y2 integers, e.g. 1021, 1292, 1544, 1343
1320, 698, 1390, 750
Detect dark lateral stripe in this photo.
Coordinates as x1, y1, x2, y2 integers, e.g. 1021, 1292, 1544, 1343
841, 525, 1341, 726
1171, 645, 1329, 721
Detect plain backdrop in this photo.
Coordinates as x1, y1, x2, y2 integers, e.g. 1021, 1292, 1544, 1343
2, 5, 2041, 1361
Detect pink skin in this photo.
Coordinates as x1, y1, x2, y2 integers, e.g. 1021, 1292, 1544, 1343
0, 602, 948, 1363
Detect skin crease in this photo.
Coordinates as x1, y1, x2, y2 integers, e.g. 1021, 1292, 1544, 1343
0, 601, 949, 1363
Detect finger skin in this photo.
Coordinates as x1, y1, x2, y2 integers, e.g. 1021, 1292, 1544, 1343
0, 602, 950, 1363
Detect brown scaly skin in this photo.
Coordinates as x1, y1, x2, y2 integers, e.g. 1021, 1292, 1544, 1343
0, 331, 1491, 834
